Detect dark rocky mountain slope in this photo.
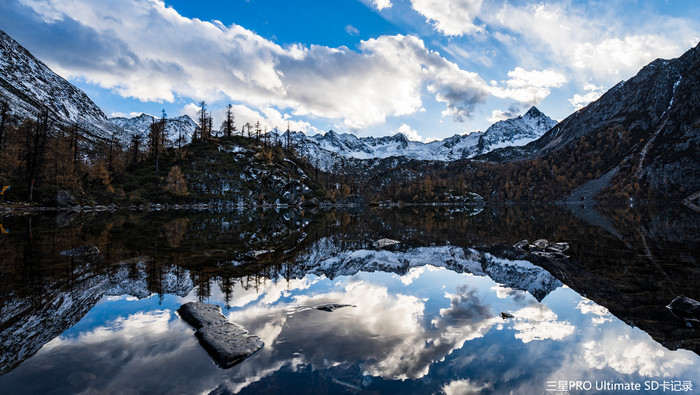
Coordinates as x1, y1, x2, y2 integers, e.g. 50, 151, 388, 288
482, 42, 700, 200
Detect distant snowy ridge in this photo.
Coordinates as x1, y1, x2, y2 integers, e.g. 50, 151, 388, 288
283, 107, 557, 171
294, 238, 562, 301
109, 113, 197, 146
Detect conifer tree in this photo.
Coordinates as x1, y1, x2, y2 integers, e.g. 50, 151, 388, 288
197, 101, 209, 141
220, 104, 237, 138
254, 120, 262, 142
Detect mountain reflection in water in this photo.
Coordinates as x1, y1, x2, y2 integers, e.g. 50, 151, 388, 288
0, 204, 698, 394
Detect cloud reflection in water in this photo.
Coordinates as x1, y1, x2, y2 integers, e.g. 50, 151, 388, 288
1, 260, 698, 394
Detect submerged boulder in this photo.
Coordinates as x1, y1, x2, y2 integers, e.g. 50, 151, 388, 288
178, 302, 263, 368
59, 245, 100, 258
667, 296, 700, 322
373, 238, 400, 248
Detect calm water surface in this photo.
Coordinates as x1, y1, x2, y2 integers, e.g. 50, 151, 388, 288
0, 204, 698, 394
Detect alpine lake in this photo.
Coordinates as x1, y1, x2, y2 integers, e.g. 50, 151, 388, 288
0, 203, 698, 394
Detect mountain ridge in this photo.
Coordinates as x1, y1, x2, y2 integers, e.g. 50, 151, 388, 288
0, 29, 117, 140
285, 106, 556, 171
479, 42, 699, 200
109, 113, 197, 147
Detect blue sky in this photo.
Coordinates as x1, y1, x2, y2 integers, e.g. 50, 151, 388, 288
1, 0, 698, 141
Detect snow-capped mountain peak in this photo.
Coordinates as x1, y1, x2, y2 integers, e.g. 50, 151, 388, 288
476, 106, 558, 152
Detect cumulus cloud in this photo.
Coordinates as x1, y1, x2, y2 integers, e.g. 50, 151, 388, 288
572, 35, 683, 78
371, 0, 392, 11
490, 67, 567, 105
7, 0, 489, 129
487, 110, 513, 123
575, 298, 611, 325
225, 280, 505, 382
568, 83, 605, 110
442, 379, 491, 395
410, 0, 484, 36
488, 2, 699, 83
230, 280, 432, 380
511, 304, 575, 343
582, 336, 694, 376
392, 123, 426, 142
487, 104, 524, 123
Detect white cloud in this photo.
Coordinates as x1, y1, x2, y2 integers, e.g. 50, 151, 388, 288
582, 336, 694, 376
488, 2, 699, 83
225, 278, 505, 382
345, 25, 359, 36
392, 123, 425, 142
572, 35, 680, 77
371, 0, 392, 11
442, 379, 491, 395
48, 310, 172, 348
490, 67, 567, 105
568, 83, 605, 110
576, 298, 611, 325
399, 266, 428, 286
487, 109, 515, 124
410, 0, 484, 36
511, 305, 575, 343
15, 0, 490, 130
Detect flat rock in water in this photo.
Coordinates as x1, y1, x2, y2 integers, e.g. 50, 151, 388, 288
178, 302, 263, 368
178, 302, 228, 328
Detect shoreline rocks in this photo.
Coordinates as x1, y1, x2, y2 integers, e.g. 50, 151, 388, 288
59, 245, 100, 258
244, 250, 275, 259
177, 302, 263, 368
